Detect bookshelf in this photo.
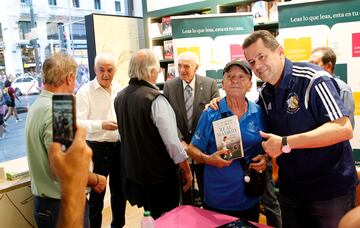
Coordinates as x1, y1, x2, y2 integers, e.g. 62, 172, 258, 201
148, 9, 211, 84
143, 0, 292, 86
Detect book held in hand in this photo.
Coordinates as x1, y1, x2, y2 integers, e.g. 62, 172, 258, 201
212, 115, 244, 160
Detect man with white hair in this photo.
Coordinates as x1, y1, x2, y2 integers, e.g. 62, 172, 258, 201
76, 51, 126, 228
114, 49, 193, 219
163, 51, 219, 205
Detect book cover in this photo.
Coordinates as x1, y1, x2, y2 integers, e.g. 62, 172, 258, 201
162, 16, 172, 36
152, 45, 164, 60
268, 0, 282, 22
166, 63, 176, 80
212, 115, 244, 160
150, 22, 163, 38
251, 1, 269, 24
156, 67, 165, 84
163, 40, 174, 60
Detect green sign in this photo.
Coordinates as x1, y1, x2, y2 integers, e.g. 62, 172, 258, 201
172, 14, 253, 39
279, 0, 360, 29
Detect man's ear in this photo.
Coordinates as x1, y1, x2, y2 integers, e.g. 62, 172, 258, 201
65, 73, 74, 85
324, 62, 333, 74
277, 45, 284, 55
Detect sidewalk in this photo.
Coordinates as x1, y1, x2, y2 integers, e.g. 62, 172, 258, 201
0, 112, 27, 163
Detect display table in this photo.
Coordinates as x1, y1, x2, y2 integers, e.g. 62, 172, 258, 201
155, 205, 271, 228
0, 157, 35, 227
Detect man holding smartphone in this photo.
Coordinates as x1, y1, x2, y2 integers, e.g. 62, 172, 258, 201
76, 51, 126, 228
25, 53, 107, 228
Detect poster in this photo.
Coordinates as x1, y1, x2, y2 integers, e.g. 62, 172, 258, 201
277, 0, 360, 162
171, 13, 258, 100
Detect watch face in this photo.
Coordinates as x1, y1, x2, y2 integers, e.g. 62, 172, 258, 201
282, 145, 291, 153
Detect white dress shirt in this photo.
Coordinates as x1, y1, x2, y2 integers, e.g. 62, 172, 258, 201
151, 95, 188, 164
182, 76, 196, 93
76, 79, 121, 142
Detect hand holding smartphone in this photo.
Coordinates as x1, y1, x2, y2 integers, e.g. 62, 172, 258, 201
52, 94, 76, 150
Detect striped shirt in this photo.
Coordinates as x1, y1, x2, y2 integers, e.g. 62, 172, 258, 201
257, 58, 357, 202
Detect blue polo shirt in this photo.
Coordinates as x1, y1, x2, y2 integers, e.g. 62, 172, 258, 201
191, 98, 266, 211
257, 58, 357, 202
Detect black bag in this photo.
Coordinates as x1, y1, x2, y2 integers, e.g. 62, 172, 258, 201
239, 158, 266, 197
243, 167, 266, 197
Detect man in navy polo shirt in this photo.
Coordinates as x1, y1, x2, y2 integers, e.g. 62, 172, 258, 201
242, 30, 357, 228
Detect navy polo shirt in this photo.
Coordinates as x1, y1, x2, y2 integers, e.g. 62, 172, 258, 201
257, 58, 357, 202
191, 98, 266, 211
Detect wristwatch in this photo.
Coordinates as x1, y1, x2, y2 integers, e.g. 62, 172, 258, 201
281, 136, 291, 153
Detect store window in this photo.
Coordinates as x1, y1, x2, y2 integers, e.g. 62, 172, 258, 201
71, 23, 86, 40
115, 1, 121, 12
73, 0, 80, 8
48, 0, 57, 6
94, 0, 101, 10
18, 21, 33, 40
46, 22, 60, 40
20, 0, 26, 3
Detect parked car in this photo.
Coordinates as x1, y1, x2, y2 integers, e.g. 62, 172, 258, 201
12, 76, 41, 96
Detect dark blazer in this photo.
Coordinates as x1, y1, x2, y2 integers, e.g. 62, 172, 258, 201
163, 75, 219, 144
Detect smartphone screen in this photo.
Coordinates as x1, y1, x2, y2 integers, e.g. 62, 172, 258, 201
52, 94, 76, 150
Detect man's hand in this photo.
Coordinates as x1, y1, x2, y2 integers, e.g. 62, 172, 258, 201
205, 97, 221, 111
178, 160, 193, 192
249, 154, 268, 173
102, 120, 118, 131
48, 127, 92, 190
180, 140, 189, 151
92, 174, 107, 193
260, 131, 283, 158
206, 149, 232, 168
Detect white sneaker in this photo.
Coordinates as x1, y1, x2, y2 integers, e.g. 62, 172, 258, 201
16, 119, 23, 123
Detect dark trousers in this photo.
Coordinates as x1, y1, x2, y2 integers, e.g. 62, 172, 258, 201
87, 141, 126, 228
125, 170, 180, 220
34, 195, 89, 228
262, 162, 282, 228
204, 202, 260, 223
181, 163, 204, 206
279, 191, 355, 228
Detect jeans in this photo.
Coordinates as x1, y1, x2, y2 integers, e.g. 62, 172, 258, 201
279, 191, 355, 228
34, 195, 89, 228
87, 141, 126, 228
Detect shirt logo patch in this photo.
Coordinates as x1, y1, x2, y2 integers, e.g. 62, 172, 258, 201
286, 93, 300, 113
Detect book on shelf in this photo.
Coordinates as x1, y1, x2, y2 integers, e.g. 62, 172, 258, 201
150, 22, 163, 38
252, 1, 269, 24
163, 40, 174, 60
236, 3, 251, 13
212, 115, 244, 161
162, 16, 172, 36
268, 0, 282, 22
166, 63, 176, 81
152, 45, 164, 60
156, 67, 165, 84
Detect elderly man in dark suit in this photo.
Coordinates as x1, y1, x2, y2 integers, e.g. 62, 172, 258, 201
163, 52, 219, 205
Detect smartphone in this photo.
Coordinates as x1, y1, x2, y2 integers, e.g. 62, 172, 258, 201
217, 219, 258, 228
52, 94, 76, 150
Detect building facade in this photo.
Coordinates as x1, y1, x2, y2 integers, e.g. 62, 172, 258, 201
0, 0, 142, 76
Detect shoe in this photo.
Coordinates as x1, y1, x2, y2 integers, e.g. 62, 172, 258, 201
16, 119, 23, 123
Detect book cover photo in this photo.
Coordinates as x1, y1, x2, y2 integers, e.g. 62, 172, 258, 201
212, 115, 244, 160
